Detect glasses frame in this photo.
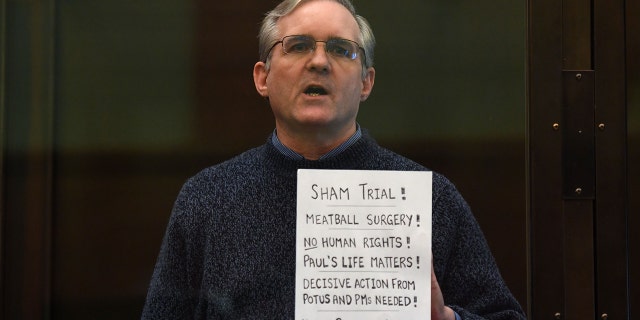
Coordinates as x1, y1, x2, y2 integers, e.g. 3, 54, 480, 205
264, 35, 367, 65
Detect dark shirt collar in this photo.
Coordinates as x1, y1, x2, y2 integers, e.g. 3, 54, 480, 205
271, 124, 362, 160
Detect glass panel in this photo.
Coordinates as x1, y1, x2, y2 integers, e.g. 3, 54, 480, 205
53, 1, 197, 318
357, 0, 527, 307
52, 0, 526, 317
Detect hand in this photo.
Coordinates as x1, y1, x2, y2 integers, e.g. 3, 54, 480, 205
431, 259, 456, 320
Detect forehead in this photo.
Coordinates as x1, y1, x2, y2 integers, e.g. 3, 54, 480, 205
277, 0, 360, 40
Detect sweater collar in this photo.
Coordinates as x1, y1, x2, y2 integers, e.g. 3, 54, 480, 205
263, 127, 378, 171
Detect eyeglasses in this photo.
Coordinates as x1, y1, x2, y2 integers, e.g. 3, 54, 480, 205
266, 35, 366, 62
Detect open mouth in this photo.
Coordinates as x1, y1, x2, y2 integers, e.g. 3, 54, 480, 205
304, 85, 328, 97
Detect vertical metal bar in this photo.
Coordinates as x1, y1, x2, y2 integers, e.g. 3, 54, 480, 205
531, 0, 633, 318
2, 0, 55, 318
528, 0, 565, 318
562, 70, 595, 199
0, 0, 6, 316
626, 0, 640, 317
593, 0, 630, 318
562, 0, 593, 69
561, 0, 597, 319
561, 70, 596, 319
563, 201, 595, 320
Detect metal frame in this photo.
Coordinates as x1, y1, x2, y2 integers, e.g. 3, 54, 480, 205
1, 0, 55, 318
528, 0, 630, 318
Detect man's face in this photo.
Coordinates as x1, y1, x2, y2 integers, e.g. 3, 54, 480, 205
253, 0, 375, 138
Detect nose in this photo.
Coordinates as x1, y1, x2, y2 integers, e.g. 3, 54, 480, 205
306, 42, 331, 73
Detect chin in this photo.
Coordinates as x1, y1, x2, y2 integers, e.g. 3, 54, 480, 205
293, 111, 337, 126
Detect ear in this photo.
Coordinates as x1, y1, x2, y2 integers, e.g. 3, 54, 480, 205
253, 61, 269, 98
360, 67, 375, 101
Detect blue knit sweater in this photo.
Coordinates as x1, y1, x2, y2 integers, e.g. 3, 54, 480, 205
142, 132, 525, 319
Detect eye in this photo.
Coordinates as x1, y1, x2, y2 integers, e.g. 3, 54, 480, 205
327, 39, 357, 59
284, 36, 313, 53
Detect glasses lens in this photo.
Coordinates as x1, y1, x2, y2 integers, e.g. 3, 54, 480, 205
280, 36, 361, 61
283, 36, 314, 54
326, 39, 358, 60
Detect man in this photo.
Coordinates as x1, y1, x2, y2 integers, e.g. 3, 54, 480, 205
142, 0, 526, 319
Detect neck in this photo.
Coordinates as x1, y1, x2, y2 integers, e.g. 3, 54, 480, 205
275, 123, 357, 160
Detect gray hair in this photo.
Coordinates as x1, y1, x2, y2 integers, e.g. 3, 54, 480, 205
258, 0, 375, 78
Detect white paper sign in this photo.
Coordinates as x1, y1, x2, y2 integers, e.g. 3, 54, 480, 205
296, 169, 432, 320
